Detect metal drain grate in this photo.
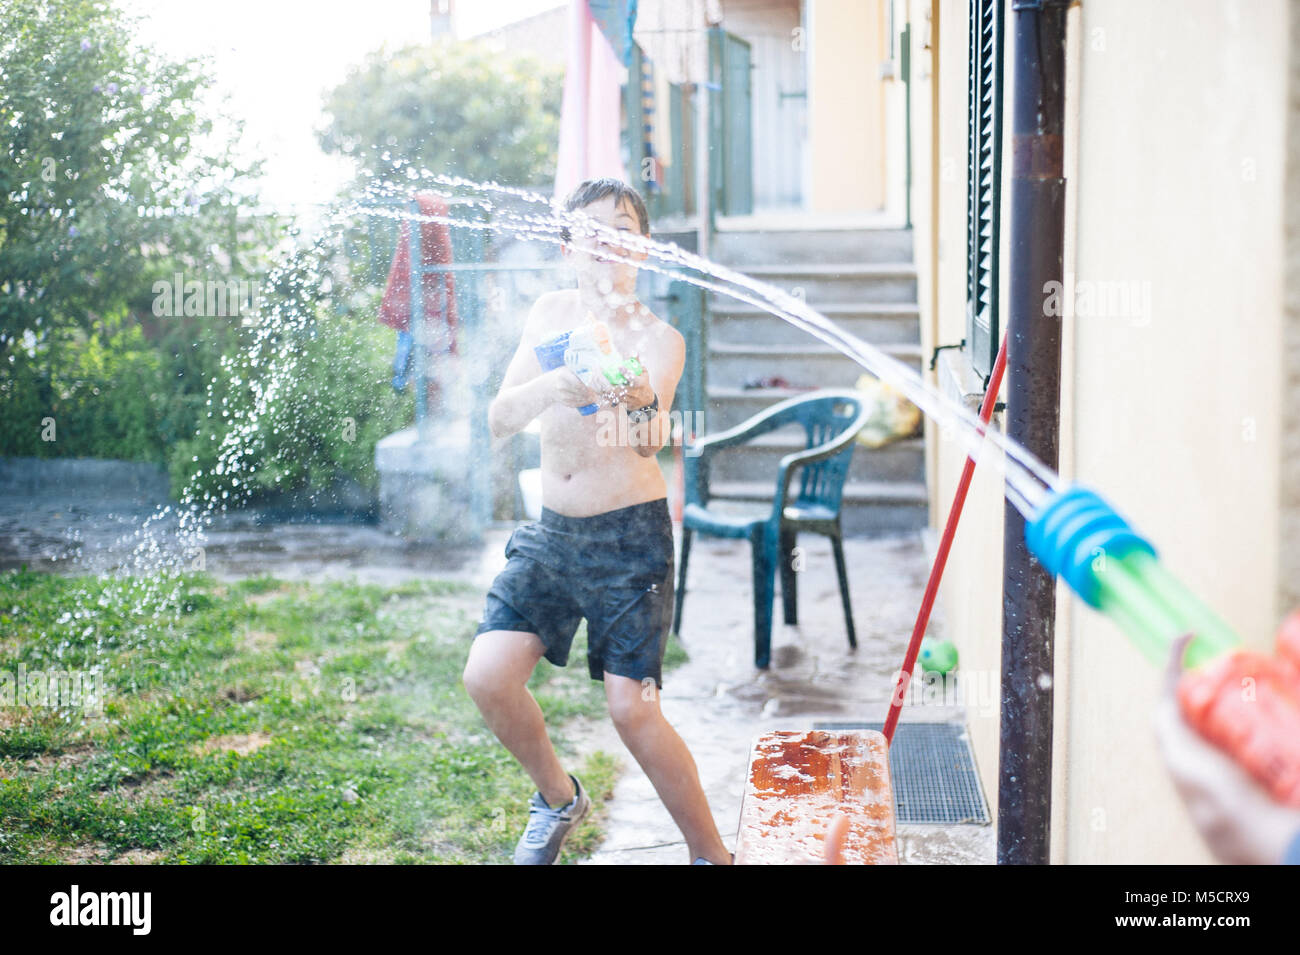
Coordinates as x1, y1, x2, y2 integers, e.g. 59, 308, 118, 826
812, 722, 990, 825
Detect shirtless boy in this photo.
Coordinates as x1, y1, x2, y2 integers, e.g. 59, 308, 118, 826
463, 178, 731, 865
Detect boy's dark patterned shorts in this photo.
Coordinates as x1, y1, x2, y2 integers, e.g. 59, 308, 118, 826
474, 498, 675, 688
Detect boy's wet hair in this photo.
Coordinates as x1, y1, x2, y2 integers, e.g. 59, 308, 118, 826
559, 177, 650, 243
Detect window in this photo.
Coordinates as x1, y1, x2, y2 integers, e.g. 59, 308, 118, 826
966, 0, 1005, 380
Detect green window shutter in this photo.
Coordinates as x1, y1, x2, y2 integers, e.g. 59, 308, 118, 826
966, 0, 1004, 380
708, 26, 754, 218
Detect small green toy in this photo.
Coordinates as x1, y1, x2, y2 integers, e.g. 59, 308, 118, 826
918, 637, 958, 675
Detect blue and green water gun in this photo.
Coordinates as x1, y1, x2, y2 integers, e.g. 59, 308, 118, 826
1027, 487, 1300, 806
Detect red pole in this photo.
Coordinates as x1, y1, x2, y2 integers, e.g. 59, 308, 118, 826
883, 336, 1009, 745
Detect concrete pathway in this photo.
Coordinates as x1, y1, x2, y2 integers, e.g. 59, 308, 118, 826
554, 530, 996, 866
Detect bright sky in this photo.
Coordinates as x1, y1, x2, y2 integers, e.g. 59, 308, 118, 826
120, 0, 566, 218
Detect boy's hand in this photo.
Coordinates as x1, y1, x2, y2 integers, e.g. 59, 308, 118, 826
617, 362, 655, 410
549, 367, 601, 408
546, 367, 601, 409
1154, 634, 1300, 864
540, 369, 600, 407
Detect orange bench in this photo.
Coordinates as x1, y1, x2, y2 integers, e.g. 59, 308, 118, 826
735, 729, 898, 865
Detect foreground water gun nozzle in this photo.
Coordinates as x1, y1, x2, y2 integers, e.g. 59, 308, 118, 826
1026, 486, 1300, 808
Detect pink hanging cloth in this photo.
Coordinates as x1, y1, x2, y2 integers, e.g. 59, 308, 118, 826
554, 0, 627, 199
379, 191, 459, 355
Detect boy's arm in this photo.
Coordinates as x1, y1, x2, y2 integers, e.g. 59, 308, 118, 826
623, 325, 686, 458
488, 297, 599, 439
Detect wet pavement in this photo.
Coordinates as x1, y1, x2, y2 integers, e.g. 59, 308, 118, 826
0, 491, 994, 865
565, 531, 995, 866
0, 493, 499, 586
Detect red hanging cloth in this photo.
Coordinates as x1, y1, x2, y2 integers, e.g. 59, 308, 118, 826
379, 192, 459, 355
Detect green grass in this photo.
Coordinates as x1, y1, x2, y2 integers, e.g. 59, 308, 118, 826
0, 568, 662, 864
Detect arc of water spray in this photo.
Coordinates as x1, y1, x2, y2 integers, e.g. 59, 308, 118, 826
359, 174, 1060, 520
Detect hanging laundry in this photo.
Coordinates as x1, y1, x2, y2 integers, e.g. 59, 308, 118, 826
588, 0, 637, 66
555, 0, 636, 199
391, 329, 414, 391
379, 192, 458, 393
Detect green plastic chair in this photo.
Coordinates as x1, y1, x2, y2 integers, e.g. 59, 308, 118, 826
673, 390, 872, 668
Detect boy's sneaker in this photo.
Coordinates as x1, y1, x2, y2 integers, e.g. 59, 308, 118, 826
513, 775, 590, 865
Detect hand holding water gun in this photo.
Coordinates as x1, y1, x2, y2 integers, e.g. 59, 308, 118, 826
1156, 633, 1300, 864
563, 319, 647, 409
545, 367, 602, 410
1172, 611, 1300, 809
1028, 489, 1300, 814
535, 318, 646, 416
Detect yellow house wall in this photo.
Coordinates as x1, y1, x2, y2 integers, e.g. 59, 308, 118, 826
808, 0, 888, 211
918, 0, 1288, 863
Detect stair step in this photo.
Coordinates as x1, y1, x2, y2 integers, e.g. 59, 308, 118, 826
709, 341, 922, 359
710, 228, 913, 266
707, 343, 922, 390
712, 301, 921, 317
709, 479, 928, 505
741, 429, 922, 451
705, 385, 830, 431
706, 432, 924, 484
711, 267, 918, 305
708, 386, 895, 431
701, 480, 929, 538
709, 302, 920, 347
738, 263, 916, 277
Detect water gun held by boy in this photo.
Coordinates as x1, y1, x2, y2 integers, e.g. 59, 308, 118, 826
534, 317, 645, 416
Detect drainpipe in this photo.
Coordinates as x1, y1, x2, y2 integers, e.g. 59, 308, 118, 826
997, 0, 1068, 865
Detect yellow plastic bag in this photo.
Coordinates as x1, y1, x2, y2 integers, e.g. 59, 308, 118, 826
854, 374, 922, 448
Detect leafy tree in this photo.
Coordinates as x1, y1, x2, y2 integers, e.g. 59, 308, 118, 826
0, 0, 274, 461
0, 0, 271, 336
318, 39, 563, 192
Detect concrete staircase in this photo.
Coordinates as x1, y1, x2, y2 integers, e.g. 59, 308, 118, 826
702, 227, 928, 536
